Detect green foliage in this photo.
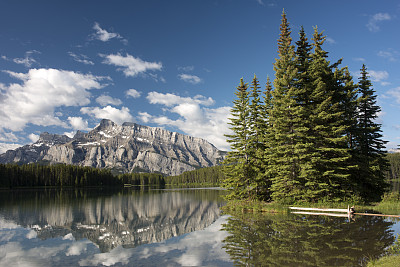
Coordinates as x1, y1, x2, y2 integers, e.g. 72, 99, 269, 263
352, 64, 389, 201
0, 163, 116, 188
118, 172, 165, 186
223, 10, 388, 204
222, 199, 288, 213
165, 165, 224, 186
223, 78, 253, 200
0, 163, 227, 188
388, 234, 400, 255
0, 163, 166, 188
367, 255, 400, 267
386, 153, 400, 180
381, 192, 400, 203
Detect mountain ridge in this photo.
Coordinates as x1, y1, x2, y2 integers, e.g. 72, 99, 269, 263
0, 119, 226, 176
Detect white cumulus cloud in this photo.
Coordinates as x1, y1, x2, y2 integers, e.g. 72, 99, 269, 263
147, 92, 214, 107
138, 112, 152, 123
0, 68, 106, 133
377, 49, 399, 62
178, 73, 202, 84
101, 53, 162, 77
367, 13, 391, 32
96, 94, 123, 106
92, 22, 125, 43
68, 52, 94, 65
1, 50, 40, 67
0, 143, 21, 154
126, 89, 141, 98
143, 92, 230, 150
369, 70, 389, 82
28, 133, 39, 143
81, 105, 133, 125
325, 37, 336, 44
68, 117, 90, 131
387, 87, 400, 104
0, 130, 19, 142
178, 65, 194, 72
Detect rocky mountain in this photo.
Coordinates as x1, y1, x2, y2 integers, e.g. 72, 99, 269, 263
0, 119, 225, 176
0, 132, 72, 164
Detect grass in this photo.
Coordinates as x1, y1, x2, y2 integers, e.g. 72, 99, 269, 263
367, 255, 400, 266
367, 234, 400, 266
221, 199, 289, 213
221, 192, 400, 216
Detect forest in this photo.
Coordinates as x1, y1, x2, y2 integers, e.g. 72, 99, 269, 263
164, 165, 224, 186
0, 163, 221, 188
1, 153, 400, 191
0, 163, 164, 188
223, 11, 388, 203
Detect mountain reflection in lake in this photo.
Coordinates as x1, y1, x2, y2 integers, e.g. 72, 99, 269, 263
0, 188, 231, 266
1, 188, 400, 266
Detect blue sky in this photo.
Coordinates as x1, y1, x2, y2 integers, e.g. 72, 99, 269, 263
1, 0, 400, 153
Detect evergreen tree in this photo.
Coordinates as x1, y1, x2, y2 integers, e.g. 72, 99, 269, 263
268, 11, 307, 203
248, 75, 270, 200
258, 77, 274, 200
293, 26, 322, 202
307, 27, 353, 201
354, 64, 389, 201
223, 78, 252, 200
220, 11, 390, 203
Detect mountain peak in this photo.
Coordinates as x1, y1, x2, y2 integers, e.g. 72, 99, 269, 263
38, 132, 72, 145
0, 119, 224, 175
97, 119, 117, 129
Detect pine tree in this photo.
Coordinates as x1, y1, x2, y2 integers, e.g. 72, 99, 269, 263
248, 75, 270, 200
268, 10, 307, 203
354, 64, 389, 201
293, 26, 321, 202
307, 27, 353, 201
257, 77, 274, 200
223, 78, 252, 200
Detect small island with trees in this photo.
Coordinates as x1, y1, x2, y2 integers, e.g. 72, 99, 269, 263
223, 11, 388, 206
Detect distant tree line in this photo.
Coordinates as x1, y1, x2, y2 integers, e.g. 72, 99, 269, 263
3, 155, 399, 190
118, 172, 165, 186
224, 11, 388, 203
386, 153, 400, 181
165, 165, 224, 185
0, 163, 163, 188
0, 163, 116, 188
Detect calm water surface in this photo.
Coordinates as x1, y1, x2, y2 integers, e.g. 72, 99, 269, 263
0, 188, 399, 266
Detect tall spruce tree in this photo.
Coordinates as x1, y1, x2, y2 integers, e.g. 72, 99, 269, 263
293, 26, 321, 201
268, 11, 307, 203
355, 64, 388, 201
258, 77, 274, 200
307, 27, 353, 201
223, 78, 252, 200
223, 11, 389, 203
248, 75, 270, 200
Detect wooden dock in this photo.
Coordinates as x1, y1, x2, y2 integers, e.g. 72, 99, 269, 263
291, 211, 350, 218
289, 206, 400, 218
289, 207, 351, 213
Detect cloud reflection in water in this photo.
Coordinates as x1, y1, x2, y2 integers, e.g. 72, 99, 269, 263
0, 215, 232, 267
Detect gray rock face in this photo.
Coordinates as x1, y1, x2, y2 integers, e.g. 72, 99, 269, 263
1, 119, 225, 176
0, 132, 72, 164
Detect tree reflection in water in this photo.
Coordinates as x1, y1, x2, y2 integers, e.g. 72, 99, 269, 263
222, 211, 396, 266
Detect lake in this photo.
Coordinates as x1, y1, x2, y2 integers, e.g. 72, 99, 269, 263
0, 187, 399, 266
